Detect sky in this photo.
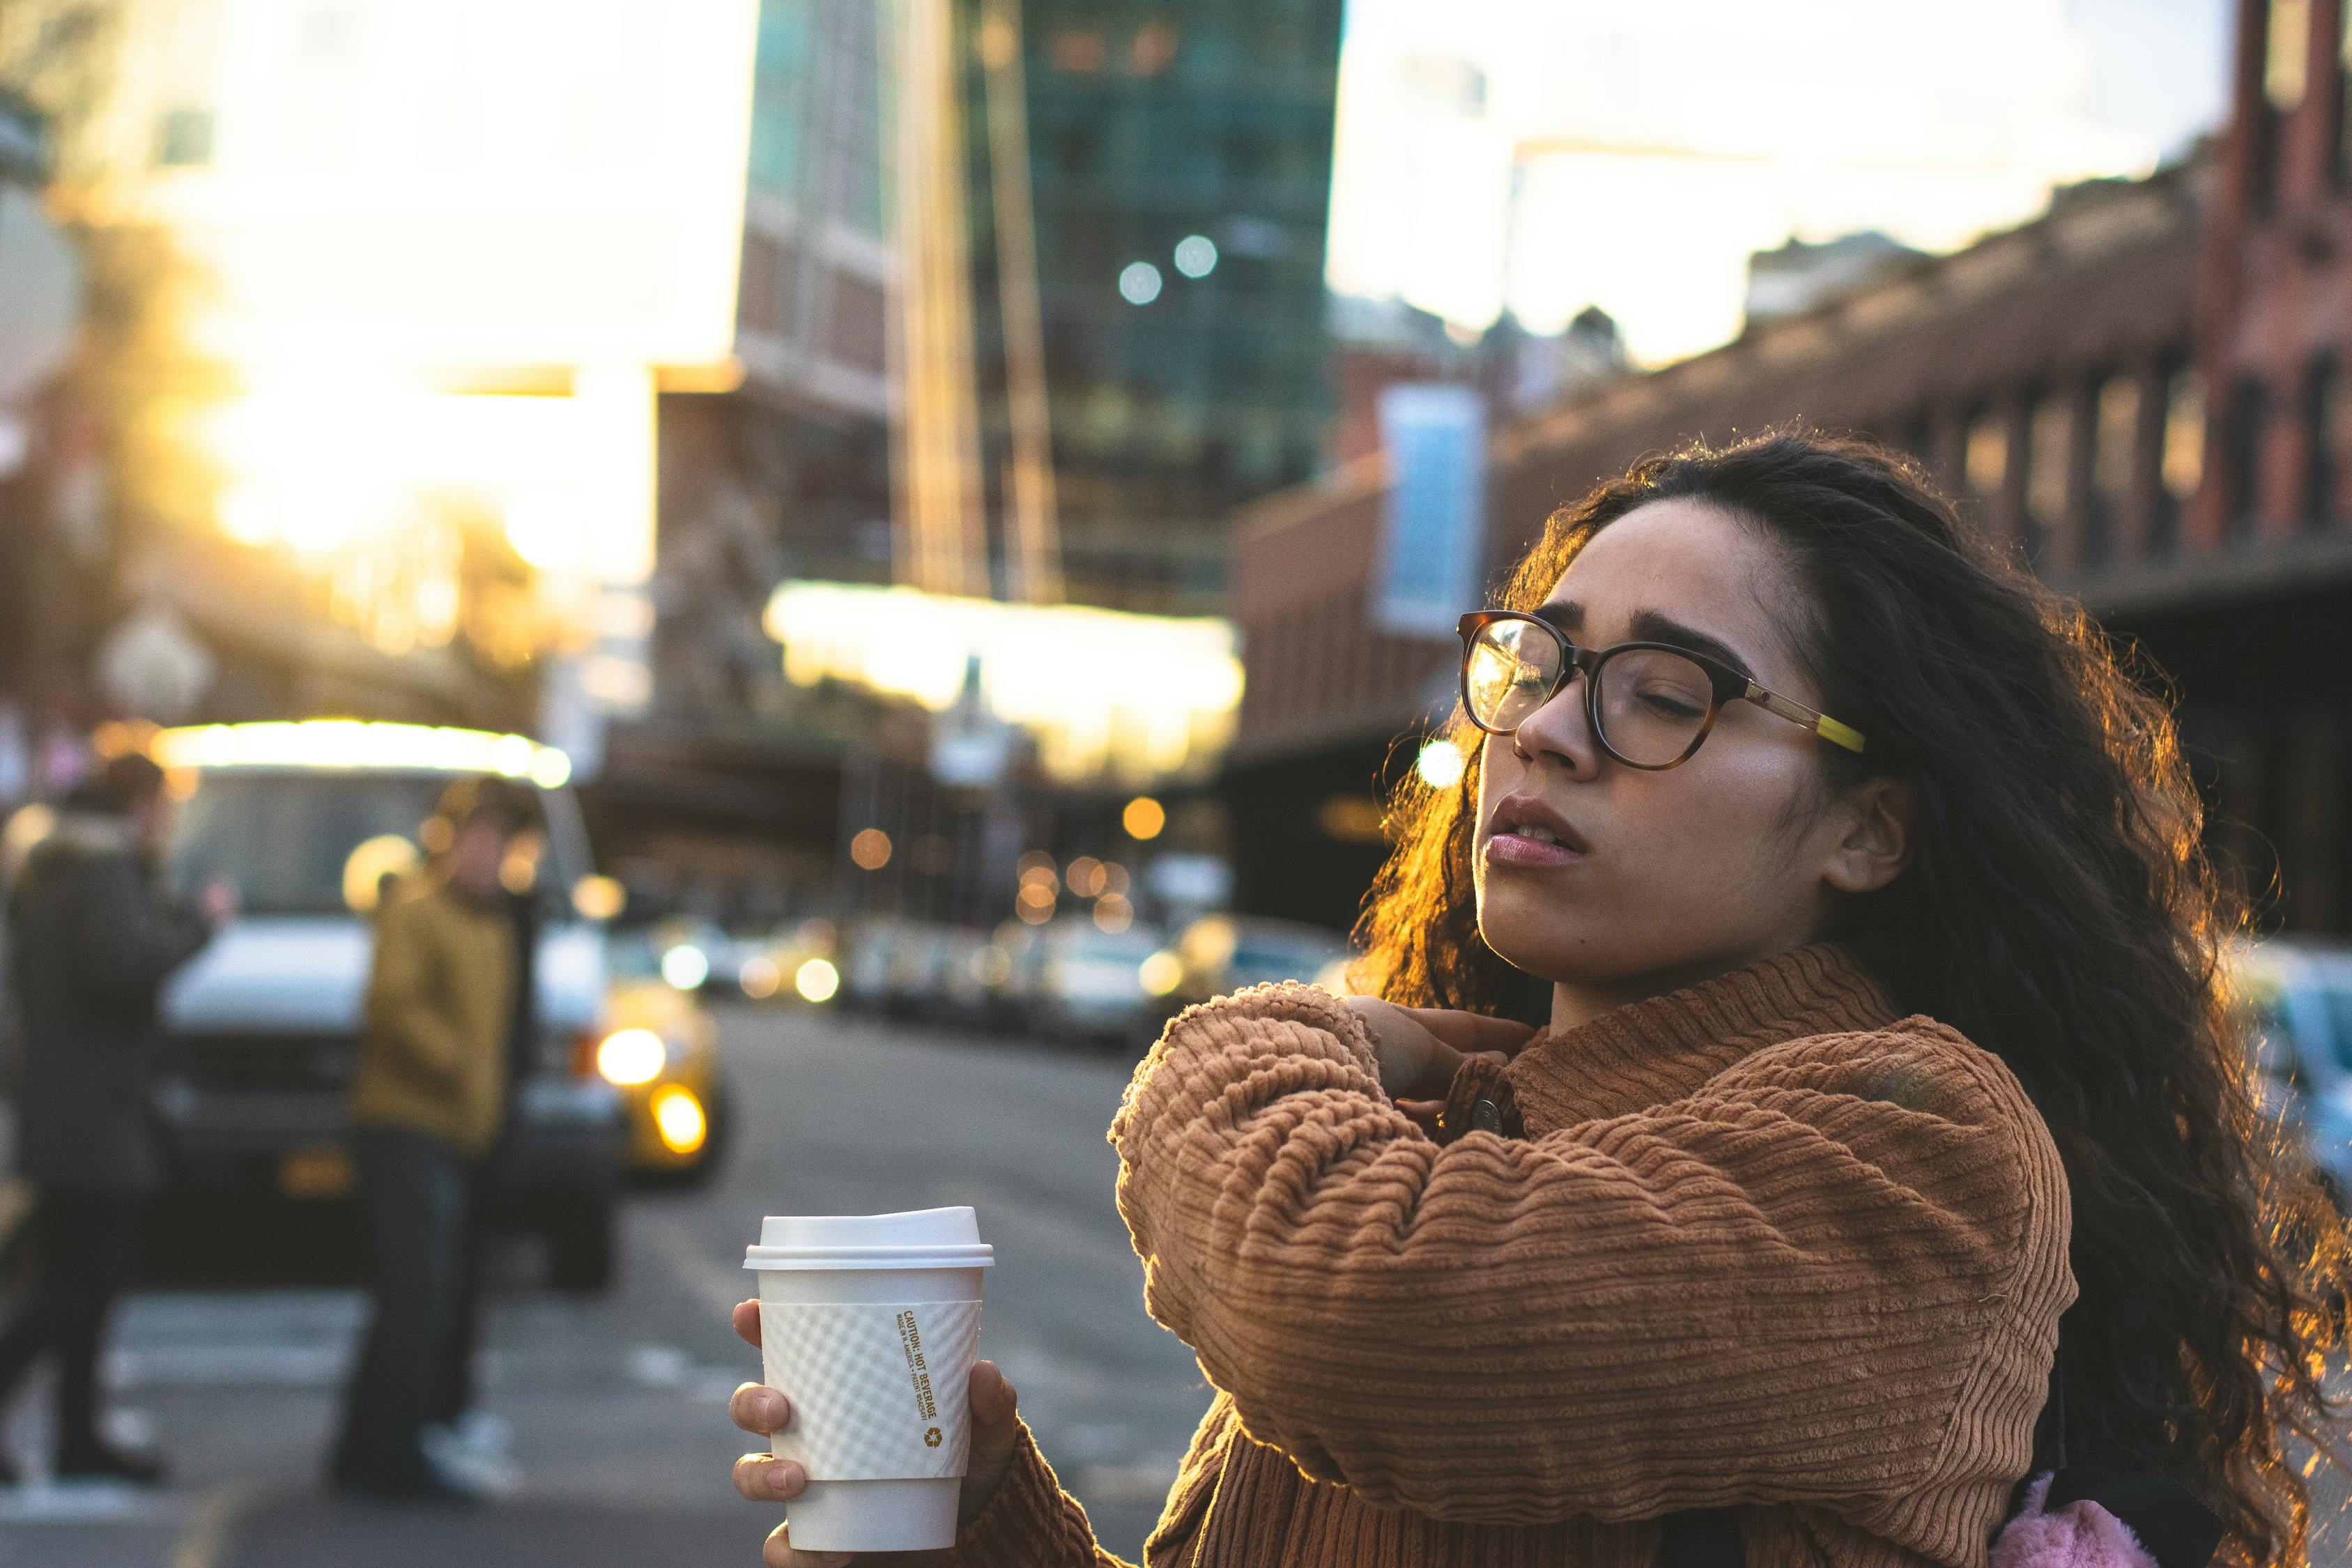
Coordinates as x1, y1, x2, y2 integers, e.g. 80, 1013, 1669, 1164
1324, 0, 2233, 365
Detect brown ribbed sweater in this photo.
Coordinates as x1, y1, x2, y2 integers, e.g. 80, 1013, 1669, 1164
948, 944, 2076, 1568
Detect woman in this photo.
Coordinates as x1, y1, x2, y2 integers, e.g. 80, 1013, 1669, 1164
729, 431, 2349, 1568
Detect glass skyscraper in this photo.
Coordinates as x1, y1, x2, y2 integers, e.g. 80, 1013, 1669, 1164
965, 0, 1344, 614
698, 0, 1345, 616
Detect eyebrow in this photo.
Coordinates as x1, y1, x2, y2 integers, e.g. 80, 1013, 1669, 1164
1534, 601, 1758, 679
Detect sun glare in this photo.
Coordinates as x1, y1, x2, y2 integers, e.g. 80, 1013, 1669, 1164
1326, 0, 2196, 364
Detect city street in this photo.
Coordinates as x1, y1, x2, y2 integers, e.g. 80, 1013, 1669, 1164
6, 1001, 2352, 1568
0, 1004, 1210, 1567
3, 4, 2344, 1566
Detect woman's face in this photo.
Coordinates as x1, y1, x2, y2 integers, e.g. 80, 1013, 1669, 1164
1473, 498, 1889, 997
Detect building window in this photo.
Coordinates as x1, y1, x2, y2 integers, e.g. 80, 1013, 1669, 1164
748, 0, 811, 198
1963, 407, 2007, 523
1053, 127, 1096, 178
2224, 375, 2270, 537
155, 107, 215, 167
2340, 0, 2352, 177
2087, 374, 2139, 564
2153, 364, 2204, 554
2271, 0, 2313, 112
1896, 412, 1933, 470
739, 233, 788, 335
827, 272, 889, 375
2307, 353, 2343, 525
1049, 29, 1105, 73
833, 0, 886, 238
1225, 131, 1273, 180
1129, 21, 1178, 76
2022, 393, 2070, 564
2257, 0, 2312, 208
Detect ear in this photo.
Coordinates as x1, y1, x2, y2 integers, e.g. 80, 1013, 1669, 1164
1821, 776, 1914, 896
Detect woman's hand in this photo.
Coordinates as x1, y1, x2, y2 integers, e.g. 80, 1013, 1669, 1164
730, 1298, 1022, 1567
1344, 997, 1536, 1133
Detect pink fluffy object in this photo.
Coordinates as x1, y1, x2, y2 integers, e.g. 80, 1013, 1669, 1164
1990, 1475, 2160, 1568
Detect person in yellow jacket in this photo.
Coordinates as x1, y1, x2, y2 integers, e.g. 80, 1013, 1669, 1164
331, 775, 535, 1502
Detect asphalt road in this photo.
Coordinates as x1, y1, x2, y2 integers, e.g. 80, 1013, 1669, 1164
0, 1002, 1209, 1567
3, 1002, 2352, 1567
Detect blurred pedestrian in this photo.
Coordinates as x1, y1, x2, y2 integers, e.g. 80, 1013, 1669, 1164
0, 752, 226, 1485
728, 431, 2315, 1568
330, 775, 534, 1502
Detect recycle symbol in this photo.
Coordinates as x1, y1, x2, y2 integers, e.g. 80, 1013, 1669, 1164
925, 1427, 942, 1447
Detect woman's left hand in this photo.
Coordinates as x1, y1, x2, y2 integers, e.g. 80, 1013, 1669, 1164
1343, 998, 1535, 1132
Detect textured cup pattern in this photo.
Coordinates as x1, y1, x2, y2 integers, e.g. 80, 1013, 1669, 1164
761, 1299, 981, 1479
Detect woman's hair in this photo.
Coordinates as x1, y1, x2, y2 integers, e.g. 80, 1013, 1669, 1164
1355, 427, 2349, 1567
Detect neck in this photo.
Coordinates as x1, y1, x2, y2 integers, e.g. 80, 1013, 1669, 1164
1548, 938, 1811, 1033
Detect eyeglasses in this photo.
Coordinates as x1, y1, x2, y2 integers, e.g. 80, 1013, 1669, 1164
1456, 610, 1868, 770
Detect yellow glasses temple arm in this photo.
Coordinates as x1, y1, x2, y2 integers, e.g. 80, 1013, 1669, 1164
1748, 684, 1868, 755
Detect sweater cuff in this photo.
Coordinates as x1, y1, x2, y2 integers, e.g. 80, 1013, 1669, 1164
946, 1422, 1106, 1568
1436, 1053, 1525, 1143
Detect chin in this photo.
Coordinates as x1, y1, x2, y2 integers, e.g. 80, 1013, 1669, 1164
1480, 902, 1668, 993
1476, 900, 1581, 986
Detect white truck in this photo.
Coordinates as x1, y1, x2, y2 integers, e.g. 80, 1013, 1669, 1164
149, 721, 627, 1287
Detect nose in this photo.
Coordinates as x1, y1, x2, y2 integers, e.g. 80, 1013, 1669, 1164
1507, 665, 1602, 778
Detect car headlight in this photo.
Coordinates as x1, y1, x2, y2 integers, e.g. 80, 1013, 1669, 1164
596, 1027, 667, 1086
1139, 951, 1183, 997
794, 957, 840, 1003
661, 944, 710, 990
650, 1084, 707, 1154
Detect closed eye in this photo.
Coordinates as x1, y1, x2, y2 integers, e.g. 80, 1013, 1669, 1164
1638, 691, 1705, 720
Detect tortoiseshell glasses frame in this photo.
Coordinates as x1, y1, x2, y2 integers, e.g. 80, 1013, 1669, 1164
1455, 610, 1868, 770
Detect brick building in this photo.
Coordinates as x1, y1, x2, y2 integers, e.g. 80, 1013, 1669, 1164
1229, 2, 2352, 939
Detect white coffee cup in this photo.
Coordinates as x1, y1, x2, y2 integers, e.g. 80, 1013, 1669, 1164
744, 1207, 994, 1553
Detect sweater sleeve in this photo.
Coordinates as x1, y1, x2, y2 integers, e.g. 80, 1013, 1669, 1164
945, 1423, 1134, 1568
1108, 983, 2073, 1526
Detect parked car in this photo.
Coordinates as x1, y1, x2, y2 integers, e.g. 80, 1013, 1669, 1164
1031, 916, 1165, 1049
640, 917, 728, 994
838, 916, 903, 1010
726, 918, 840, 1004
2234, 937, 2352, 1205
1143, 915, 1356, 1015
601, 930, 730, 1184
148, 721, 627, 1288
840, 918, 950, 1019
977, 919, 1047, 1029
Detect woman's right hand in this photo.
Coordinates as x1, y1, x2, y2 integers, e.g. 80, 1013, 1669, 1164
1344, 997, 1535, 1133
730, 1298, 1023, 1567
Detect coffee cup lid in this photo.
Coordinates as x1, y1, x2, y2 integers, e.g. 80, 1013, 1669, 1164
744, 1206, 996, 1272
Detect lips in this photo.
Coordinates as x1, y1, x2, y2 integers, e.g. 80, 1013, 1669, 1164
1484, 794, 1590, 870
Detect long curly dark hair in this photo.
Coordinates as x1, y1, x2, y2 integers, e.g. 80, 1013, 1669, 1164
1354, 428, 2349, 1568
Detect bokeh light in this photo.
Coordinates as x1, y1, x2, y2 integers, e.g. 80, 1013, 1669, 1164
597, 1028, 666, 1086
661, 945, 710, 991
1415, 738, 1467, 790
341, 835, 420, 913
651, 1085, 708, 1155
739, 956, 782, 999
1123, 797, 1165, 840
571, 875, 627, 921
1139, 950, 1183, 996
1119, 261, 1164, 304
795, 958, 841, 1004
